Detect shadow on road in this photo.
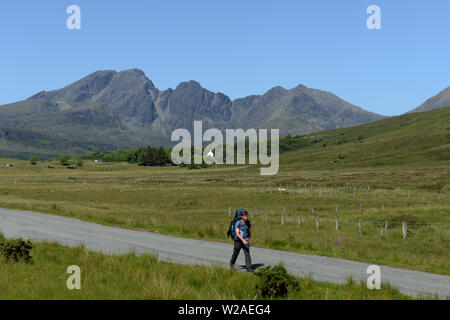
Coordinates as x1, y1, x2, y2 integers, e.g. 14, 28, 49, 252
237, 263, 265, 271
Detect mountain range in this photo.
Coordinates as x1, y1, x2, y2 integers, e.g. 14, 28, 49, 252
0, 69, 447, 159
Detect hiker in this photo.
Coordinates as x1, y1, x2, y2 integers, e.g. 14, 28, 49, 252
229, 209, 252, 272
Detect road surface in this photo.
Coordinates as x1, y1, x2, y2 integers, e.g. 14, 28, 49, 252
0, 207, 448, 298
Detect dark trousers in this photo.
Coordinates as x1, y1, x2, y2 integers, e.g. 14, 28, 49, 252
230, 240, 252, 270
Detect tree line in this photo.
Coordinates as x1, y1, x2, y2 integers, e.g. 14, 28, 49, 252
82, 146, 172, 167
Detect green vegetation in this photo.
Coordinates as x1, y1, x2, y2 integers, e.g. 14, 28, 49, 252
0, 238, 33, 263
82, 149, 138, 163
81, 146, 172, 167
30, 156, 37, 165
0, 235, 409, 300
0, 158, 448, 275
59, 155, 70, 166
255, 264, 300, 298
277, 106, 450, 168
0, 107, 448, 276
138, 146, 171, 167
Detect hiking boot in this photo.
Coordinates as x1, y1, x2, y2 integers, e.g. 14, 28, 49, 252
246, 268, 253, 273
229, 263, 235, 270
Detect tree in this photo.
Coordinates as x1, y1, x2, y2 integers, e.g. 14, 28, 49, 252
59, 155, 70, 166
76, 159, 84, 167
30, 156, 37, 165
127, 149, 140, 163
138, 146, 156, 166
137, 146, 171, 166
155, 146, 170, 166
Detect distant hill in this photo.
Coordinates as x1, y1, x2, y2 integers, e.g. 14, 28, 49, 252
407, 87, 450, 113
276, 106, 450, 171
0, 69, 384, 159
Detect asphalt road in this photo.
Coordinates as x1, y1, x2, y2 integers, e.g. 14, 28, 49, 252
0, 207, 448, 298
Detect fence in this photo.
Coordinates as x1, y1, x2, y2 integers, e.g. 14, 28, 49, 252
227, 205, 450, 239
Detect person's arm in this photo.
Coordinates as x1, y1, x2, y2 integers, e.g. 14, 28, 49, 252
248, 225, 252, 245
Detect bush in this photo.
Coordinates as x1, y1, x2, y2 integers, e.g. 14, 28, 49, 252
254, 264, 300, 298
76, 159, 84, 167
0, 238, 33, 263
59, 155, 70, 166
138, 146, 171, 166
30, 155, 37, 165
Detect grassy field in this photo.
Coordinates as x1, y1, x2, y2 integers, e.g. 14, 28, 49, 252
0, 160, 448, 275
0, 234, 411, 300
0, 107, 448, 277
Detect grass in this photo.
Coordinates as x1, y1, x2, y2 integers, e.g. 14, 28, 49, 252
0, 234, 410, 300
0, 107, 448, 276
0, 161, 448, 275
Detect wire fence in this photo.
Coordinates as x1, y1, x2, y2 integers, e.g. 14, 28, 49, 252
227, 205, 450, 239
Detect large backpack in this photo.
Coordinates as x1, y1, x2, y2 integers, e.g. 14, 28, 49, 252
227, 209, 247, 240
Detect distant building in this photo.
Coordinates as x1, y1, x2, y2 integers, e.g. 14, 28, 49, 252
206, 151, 214, 163
94, 159, 103, 163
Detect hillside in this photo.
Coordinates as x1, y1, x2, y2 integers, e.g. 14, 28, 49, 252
277, 106, 450, 171
408, 87, 450, 114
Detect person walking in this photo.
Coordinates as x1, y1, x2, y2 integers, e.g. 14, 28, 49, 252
230, 210, 252, 272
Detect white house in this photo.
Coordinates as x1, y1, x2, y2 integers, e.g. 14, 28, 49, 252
206, 151, 214, 162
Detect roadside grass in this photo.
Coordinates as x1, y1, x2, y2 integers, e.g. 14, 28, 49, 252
0, 234, 410, 300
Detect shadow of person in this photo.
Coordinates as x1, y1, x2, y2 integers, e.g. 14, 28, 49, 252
238, 263, 265, 271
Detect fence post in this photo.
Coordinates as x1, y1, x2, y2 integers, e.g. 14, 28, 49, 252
402, 221, 407, 239
360, 203, 362, 211
359, 219, 362, 236
336, 218, 339, 231
316, 216, 319, 230
385, 221, 388, 233
336, 205, 338, 213
281, 207, 285, 225
298, 215, 302, 227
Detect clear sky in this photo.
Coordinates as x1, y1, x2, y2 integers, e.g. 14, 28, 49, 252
1, 0, 449, 115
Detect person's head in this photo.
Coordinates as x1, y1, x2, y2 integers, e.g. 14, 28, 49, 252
240, 211, 248, 221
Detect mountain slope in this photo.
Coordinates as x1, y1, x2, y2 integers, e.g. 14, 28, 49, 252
0, 69, 384, 159
231, 84, 384, 135
408, 87, 450, 113
275, 106, 450, 171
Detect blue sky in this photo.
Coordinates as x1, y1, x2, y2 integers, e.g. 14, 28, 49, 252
1, 0, 449, 115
